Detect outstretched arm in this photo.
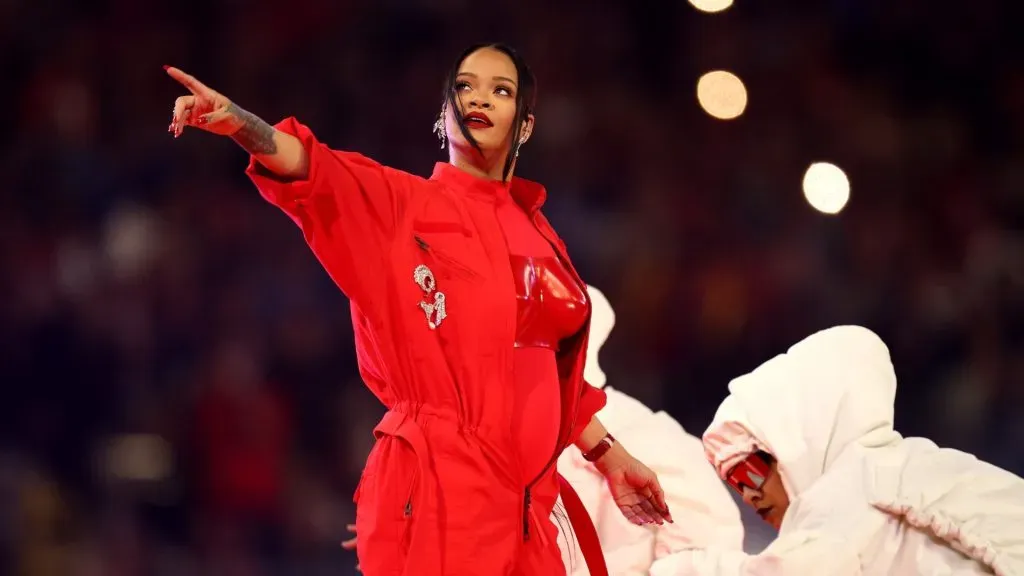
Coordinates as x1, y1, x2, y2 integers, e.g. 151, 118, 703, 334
225, 103, 309, 180
166, 66, 308, 180
165, 66, 413, 308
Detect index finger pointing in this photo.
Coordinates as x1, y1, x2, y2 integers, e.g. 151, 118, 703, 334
164, 66, 209, 96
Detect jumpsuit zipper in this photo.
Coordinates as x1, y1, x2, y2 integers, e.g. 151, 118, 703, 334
523, 488, 532, 540
522, 391, 583, 540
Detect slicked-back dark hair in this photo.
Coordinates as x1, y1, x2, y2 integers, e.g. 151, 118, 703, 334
441, 43, 537, 181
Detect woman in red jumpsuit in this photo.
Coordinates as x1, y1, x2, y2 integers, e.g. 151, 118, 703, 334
165, 43, 672, 575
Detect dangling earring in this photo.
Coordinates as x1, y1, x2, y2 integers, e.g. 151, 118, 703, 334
515, 136, 527, 158
433, 105, 446, 149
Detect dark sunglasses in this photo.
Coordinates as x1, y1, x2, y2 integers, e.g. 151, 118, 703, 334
724, 450, 774, 493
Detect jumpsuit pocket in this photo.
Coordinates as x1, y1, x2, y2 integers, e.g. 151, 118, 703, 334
353, 436, 422, 575
411, 219, 472, 236
412, 234, 483, 283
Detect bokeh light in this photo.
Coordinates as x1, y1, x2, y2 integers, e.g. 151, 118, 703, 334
688, 0, 734, 14
104, 434, 174, 482
802, 162, 851, 215
696, 70, 748, 120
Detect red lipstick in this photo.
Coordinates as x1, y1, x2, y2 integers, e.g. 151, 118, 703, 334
463, 111, 493, 128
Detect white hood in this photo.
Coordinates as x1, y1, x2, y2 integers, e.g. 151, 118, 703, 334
702, 325, 903, 499
584, 285, 615, 389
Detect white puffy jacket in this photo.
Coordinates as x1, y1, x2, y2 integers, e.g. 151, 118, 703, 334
653, 326, 1024, 576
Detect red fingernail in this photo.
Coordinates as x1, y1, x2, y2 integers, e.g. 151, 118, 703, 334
163, 65, 171, 71
197, 116, 207, 125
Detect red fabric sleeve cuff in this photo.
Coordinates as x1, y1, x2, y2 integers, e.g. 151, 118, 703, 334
245, 116, 320, 208
569, 382, 608, 444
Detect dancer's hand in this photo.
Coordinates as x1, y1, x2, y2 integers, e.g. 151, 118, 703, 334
341, 523, 358, 550
341, 523, 360, 572
598, 450, 674, 526
164, 66, 243, 138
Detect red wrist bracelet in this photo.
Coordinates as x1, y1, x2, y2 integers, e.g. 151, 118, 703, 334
582, 433, 616, 462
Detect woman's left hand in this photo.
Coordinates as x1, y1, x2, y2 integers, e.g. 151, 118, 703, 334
341, 523, 360, 572
598, 449, 674, 526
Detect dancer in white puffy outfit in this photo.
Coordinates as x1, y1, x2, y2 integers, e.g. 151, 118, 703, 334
557, 285, 745, 575
652, 325, 1024, 576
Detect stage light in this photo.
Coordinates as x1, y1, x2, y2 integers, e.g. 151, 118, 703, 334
689, 0, 734, 14
697, 70, 748, 120
802, 162, 850, 215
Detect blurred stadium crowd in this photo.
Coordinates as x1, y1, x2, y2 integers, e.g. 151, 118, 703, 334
1, 0, 1021, 574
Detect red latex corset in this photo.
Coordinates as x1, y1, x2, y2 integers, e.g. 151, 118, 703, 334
509, 255, 589, 351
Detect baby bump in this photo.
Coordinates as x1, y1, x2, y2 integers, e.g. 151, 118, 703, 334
510, 348, 562, 482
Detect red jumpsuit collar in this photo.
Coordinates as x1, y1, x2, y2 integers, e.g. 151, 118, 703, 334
430, 162, 548, 214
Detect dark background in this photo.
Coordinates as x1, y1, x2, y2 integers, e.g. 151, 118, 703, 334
2, 0, 1022, 574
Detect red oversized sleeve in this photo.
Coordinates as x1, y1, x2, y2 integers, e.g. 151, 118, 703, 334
569, 381, 608, 445
246, 117, 412, 308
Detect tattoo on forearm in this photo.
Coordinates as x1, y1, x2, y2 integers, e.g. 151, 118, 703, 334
227, 103, 278, 155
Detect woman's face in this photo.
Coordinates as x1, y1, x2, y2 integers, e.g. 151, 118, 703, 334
445, 47, 532, 159
726, 451, 791, 531
740, 460, 790, 530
